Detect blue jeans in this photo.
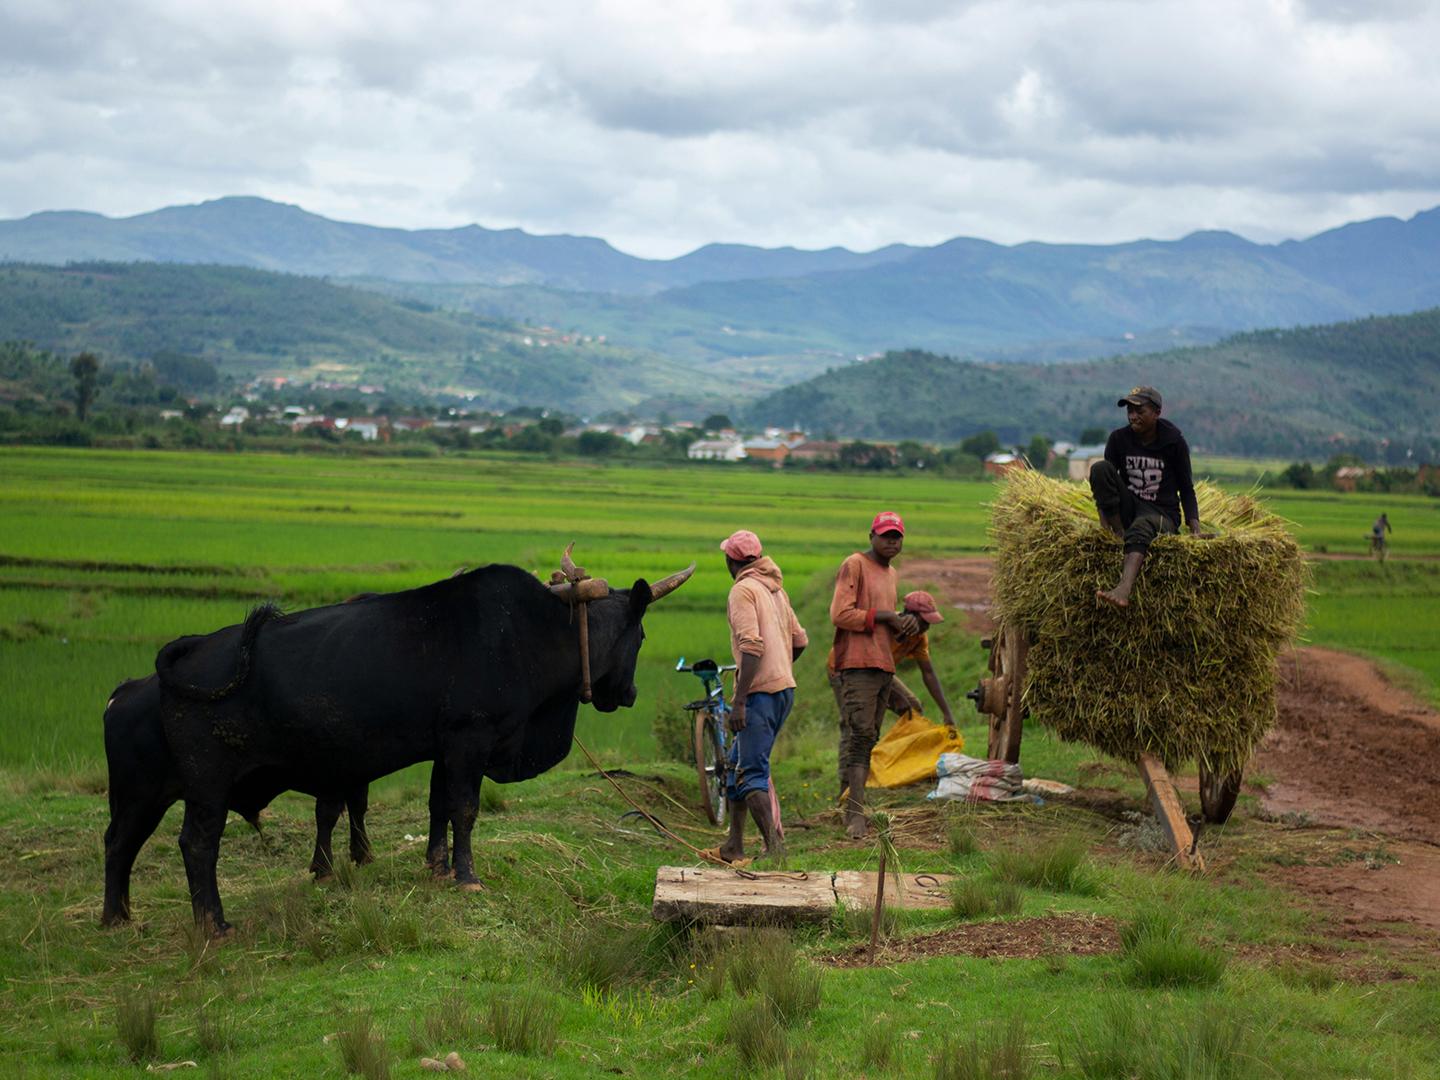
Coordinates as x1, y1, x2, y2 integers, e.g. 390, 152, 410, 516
726, 688, 793, 800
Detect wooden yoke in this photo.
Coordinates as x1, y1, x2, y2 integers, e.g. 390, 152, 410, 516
547, 543, 610, 704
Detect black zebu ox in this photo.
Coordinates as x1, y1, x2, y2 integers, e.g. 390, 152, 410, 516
101, 674, 374, 927
146, 561, 691, 934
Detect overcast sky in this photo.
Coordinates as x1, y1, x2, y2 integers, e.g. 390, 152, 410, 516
2, 0, 1438, 258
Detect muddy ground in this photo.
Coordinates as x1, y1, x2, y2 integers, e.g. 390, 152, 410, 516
905, 556, 1440, 949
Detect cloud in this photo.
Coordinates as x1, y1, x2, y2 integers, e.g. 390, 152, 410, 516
0, 0, 1436, 257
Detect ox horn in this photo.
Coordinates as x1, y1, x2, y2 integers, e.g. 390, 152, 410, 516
560, 542, 587, 582
648, 563, 696, 603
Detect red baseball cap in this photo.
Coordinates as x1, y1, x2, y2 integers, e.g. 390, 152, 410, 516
870, 511, 905, 536
719, 529, 763, 559
903, 590, 943, 623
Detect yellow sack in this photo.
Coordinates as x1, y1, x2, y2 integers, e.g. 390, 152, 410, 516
867, 710, 964, 788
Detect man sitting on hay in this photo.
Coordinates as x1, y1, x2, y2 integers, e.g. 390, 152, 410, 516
1090, 385, 1205, 609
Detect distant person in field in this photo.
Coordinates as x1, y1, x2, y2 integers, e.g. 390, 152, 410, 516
1372, 513, 1392, 549
714, 529, 808, 864
830, 511, 920, 838
1090, 386, 1203, 609
827, 588, 956, 796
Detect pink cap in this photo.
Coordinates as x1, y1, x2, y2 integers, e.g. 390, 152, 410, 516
720, 530, 763, 560
870, 511, 905, 536
903, 590, 943, 623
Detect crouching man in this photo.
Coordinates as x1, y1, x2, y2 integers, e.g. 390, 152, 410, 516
716, 529, 808, 863
1091, 385, 1203, 609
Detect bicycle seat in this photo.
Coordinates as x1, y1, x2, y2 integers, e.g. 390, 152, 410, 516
690, 658, 719, 674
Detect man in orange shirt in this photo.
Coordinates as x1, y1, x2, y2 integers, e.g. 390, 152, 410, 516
717, 529, 808, 863
830, 511, 919, 838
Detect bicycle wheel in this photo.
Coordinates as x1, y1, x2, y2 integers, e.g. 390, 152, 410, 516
694, 710, 726, 826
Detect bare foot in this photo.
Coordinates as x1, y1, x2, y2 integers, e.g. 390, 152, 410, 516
1096, 588, 1130, 609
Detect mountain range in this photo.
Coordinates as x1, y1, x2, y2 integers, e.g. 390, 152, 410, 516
748, 309, 1440, 460
4, 197, 1440, 363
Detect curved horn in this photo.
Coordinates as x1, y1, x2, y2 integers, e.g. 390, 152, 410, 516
648, 563, 696, 603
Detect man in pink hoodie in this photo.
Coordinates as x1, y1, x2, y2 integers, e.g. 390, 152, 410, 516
716, 529, 809, 863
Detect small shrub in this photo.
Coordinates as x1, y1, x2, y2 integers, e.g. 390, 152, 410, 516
417, 988, 483, 1049
758, 948, 822, 1026
485, 987, 559, 1056
334, 1010, 391, 1079
948, 821, 981, 857
339, 895, 421, 955
724, 998, 787, 1069
950, 878, 993, 919
991, 838, 1095, 894
1122, 909, 1227, 989
932, 1016, 1031, 1080
1273, 959, 1337, 992
115, 991, 159, 1063
195, 1005, 236, 1055
1063, 997, 1141, 1078
558, 919, 687, 992
651, 692, 693, 764
991, 881, 1023, 916
950, 878, 1023, 919
727, 929, 789, 998
861, 1020, 898, 1071
1158, 1005, 1253, 1080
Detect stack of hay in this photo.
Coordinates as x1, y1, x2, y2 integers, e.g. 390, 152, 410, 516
990, 470, 1308, 776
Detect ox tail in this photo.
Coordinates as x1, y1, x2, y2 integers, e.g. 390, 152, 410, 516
155, 602, 280, 702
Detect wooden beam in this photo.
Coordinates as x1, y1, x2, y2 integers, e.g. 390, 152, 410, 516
834, 871, 954, 911
652, 867, 958, 925
651, 866, 837, 925
1136, 754, 1205, 872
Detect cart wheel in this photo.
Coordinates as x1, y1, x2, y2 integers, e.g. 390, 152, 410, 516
1198, 765, 1242, 824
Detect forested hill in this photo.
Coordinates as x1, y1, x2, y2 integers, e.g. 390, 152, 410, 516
747, 309, 1440, 460
0, 263, 736, 412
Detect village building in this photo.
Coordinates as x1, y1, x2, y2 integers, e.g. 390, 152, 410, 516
1065, 444, 1108, 481
787, 440, 842, 464
687, 438, 747, 462
984, 451, 1028, 477
742, 438, 790, 464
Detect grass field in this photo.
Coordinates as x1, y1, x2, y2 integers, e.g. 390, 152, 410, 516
2, 446, 1438, 1078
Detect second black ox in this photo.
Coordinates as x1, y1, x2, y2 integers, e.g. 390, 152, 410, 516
151, 560, 693, 935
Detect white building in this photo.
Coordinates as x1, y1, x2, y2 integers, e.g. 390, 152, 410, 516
687, 439, 747, 462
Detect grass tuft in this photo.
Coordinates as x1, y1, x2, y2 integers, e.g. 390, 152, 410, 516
485, 987, 559, 1057
195, 1004, 236, 1055
1121, 908, 1227, 989
334, 1010, 391, 1079
948, 820, 981, 857
115, 990, 159, 1063
415, 988, 483, 1050
724, 998, 788, 1069
861, 1019, 899, 1071
1065, 999, 1255, 1080
991, 838, 1096, 894
932, 1015, 1031, 1080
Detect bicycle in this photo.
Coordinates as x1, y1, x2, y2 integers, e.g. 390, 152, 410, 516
675, 657, 735, 825
1369, 532, 1388, 562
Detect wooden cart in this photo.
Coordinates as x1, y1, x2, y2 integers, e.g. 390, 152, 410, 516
966, 622, 1245, 871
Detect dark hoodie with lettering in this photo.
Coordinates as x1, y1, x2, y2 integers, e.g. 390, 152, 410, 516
1103, 418, 1199, 528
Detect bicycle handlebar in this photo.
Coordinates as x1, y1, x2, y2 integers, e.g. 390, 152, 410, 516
675, 657, 737, 674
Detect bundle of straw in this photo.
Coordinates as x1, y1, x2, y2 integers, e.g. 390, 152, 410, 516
990, 470, 1307, 775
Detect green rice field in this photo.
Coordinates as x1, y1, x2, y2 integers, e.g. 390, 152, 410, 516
2, 445, 1438, 775
2, 446, 1439, 1078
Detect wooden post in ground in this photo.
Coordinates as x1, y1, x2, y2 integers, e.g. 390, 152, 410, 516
1136, 753, 1205, 872
868, 847, 888, 964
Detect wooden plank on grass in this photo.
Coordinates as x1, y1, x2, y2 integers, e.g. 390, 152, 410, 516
1136, 754, 1205, 872
651, 866, 838, 925
833, 871, 955, 911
